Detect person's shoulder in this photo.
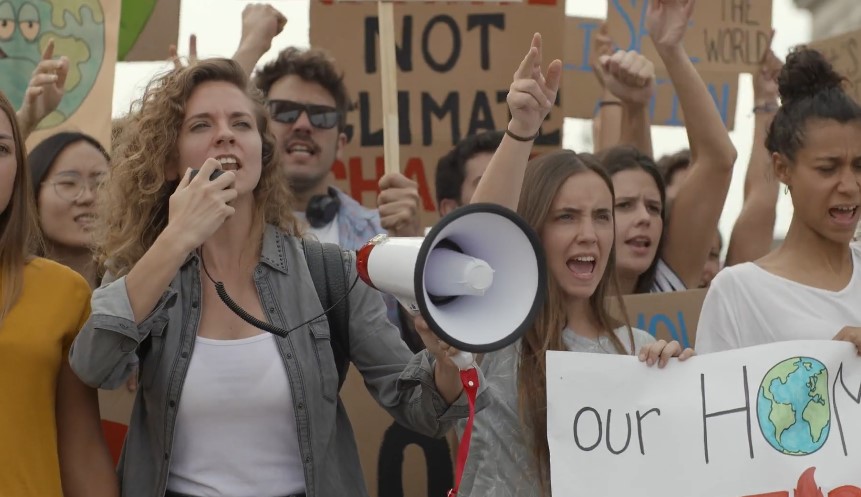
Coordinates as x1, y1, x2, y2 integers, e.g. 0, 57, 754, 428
333, 187, 378, 220
612, 326, 656, 352
25, 257, 90, 303
707, 261, 759, 290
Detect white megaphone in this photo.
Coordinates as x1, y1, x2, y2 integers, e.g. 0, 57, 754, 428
356, 203, 546, 369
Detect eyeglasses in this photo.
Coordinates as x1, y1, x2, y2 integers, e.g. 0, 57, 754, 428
267, 99, 341, 130
43, 173, 105, 202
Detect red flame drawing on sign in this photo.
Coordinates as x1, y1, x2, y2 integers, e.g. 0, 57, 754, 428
743, 467, 861, 497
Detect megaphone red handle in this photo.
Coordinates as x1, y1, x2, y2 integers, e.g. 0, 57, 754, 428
448, 367, 479, 497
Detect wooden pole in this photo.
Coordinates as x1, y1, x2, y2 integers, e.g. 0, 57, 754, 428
377, 0, 400, 175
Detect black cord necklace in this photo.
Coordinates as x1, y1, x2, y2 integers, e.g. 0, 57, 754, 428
198, 248, 359, 338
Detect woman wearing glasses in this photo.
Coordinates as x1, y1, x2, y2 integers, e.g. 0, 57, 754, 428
29, 132, 109, 289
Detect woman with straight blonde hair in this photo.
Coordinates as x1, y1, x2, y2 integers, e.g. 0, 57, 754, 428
0, 90, 117, 496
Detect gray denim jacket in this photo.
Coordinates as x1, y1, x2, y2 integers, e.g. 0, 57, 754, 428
69, 225, 484, 497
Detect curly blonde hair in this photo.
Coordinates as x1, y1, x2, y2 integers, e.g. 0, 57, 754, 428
97, 58, 298, 277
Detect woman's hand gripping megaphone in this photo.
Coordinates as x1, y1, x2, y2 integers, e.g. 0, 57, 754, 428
413, 315, 475, 372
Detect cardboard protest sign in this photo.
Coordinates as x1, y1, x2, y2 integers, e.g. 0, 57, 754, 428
607, 288, 707, 349
808, 29, 861, 104
310, 0, 565, 226
547, 340, 861, 496
118, 0, 180, 62
607, 0, 773, 74
563, 16, 739, 130
98, 387, 135, 464
0, 0, 120, 149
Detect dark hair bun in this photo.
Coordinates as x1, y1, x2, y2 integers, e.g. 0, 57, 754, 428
778, 47, 845, 105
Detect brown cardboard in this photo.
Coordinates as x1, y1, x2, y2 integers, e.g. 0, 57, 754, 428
22, 0, 120, 150
563, 16, 739, 130
607, 0, 773, 74
310, 0, 565, 227
607, 288, 708, 349
122, 0, 181, 62
808, 29, 861, 104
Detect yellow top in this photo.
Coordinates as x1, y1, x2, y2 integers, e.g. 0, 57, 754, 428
0, 258, 91, 497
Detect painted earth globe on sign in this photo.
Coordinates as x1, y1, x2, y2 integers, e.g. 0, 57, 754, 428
757, 357, 831, 455
0, 0, 104, 128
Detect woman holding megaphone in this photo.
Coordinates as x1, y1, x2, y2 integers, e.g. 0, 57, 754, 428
68, 58, 482, 497
436, 26, 694, 497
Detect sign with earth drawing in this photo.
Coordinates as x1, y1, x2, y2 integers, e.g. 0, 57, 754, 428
0, 0, 119, 147
547, 340, 861, 496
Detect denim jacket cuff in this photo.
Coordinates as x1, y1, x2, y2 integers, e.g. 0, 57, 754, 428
91, 276, 177, 344
397, 351, 488, 423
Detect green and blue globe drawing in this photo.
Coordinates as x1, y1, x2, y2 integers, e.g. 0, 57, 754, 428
757, 357, 831, 456
0, 0, 104, 128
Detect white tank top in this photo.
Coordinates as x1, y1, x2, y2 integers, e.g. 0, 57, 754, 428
167, 333, 305, 496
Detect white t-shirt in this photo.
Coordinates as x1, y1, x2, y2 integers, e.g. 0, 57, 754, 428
167, 333, 305, 496
696, 245, 861, 354
294, 211, 340, 245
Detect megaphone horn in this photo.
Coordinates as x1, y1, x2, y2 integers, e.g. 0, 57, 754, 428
356, 203, 546, 356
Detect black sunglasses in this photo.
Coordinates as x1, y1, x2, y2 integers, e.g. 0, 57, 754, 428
267, 99, 341, 129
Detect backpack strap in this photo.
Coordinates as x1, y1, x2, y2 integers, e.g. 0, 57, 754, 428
302, 238, 351, 390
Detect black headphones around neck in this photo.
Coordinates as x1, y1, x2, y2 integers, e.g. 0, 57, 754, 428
306, 187, 341, 228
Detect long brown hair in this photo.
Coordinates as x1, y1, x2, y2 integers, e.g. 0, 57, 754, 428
97, 58, 299, 277
515, 150, 633, 494
0, 91, 41, 323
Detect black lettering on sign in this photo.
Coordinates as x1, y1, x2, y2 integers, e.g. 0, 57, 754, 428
573, 407, 602, 451
357, 91, 413, 146
364, 15, 414, 74
467, 13, 505, 70
421, 91, 460, 145
422, 15, 461, 73
832, 362, 861, 457
636, 408, 661, 455
701, 366, 754, 464
605, 409, 633, 455
722, 0, 758, 26
467, 91, 496, 136
378, 421, 453, 497
704, 27, 770, 66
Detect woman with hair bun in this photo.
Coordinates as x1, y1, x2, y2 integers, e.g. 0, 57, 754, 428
696, 47, 861, 354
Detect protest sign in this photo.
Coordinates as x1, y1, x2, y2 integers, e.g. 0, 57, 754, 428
118, 0, 180, 62
564, 16, 739, 129
0, 0, 120, 148
547, 340, 861, 496
607, 0, 772, 74
809, 29, 861, 104
310, 0, 564, 226
98, 387, 135, 464
608, 288, 707, 349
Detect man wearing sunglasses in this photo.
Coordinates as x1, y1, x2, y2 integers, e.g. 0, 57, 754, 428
254, 46, 422, 330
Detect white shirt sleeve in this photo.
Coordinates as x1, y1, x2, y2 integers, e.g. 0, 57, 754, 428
695, 271, 743, 354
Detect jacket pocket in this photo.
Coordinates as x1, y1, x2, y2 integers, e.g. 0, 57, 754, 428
137, 313, 169, 390
309, 319, 339, 403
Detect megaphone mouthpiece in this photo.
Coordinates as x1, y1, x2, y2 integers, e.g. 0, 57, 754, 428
424, 248, 494, 298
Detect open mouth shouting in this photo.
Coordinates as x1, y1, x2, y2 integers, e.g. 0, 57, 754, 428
215, 154, 241, 171
625, 235, 653, 256
829, 204, 859, 227
567, 254, 597, 281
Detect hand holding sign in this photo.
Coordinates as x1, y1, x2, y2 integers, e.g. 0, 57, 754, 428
507, 33, 562, 139
834, 326, 861, 355
646, 0, 696, 51
599, 50, 656, 105
377, 172, 422, 237
638, 339, 695, 368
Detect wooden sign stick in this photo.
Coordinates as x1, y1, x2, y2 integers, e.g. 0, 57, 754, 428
377, 0, 400, 175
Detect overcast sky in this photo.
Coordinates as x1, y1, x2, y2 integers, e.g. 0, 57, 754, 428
111, 0, 813, 244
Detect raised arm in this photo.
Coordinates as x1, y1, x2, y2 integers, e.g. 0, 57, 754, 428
600, 50, 656, 157
470, 33, 562, 210
232, 4, 287, 75
590, 23, 623, 153
726, 42, 782, 266
17, 40, 68, 139
647, 0, 738, 289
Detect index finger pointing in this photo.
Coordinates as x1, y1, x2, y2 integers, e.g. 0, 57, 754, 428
514, 45, 539, 80
42, 39, 55, 61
